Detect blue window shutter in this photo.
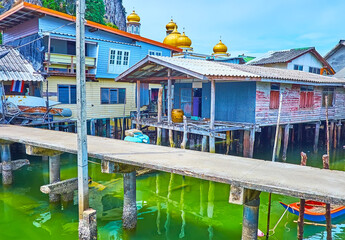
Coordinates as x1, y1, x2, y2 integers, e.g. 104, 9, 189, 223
70, 85, 76, 104
119, 88, 126, 104
110, 89, 118, 104
58, 85, 69, 104
101, 88, 109, 104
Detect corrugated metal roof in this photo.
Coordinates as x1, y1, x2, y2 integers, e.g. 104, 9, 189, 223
247, 47, 313, 65
116, 56, 345, 85
0, 45, 44, 82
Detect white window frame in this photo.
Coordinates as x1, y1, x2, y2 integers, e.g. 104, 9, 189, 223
108, 48, 130, 74
148, 50, 162, 56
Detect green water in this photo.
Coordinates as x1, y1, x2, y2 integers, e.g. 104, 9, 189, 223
0, 143, 345, 240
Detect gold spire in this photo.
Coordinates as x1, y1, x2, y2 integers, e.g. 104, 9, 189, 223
213, 40, 228, 55
127, 10, 140, 23
166, 18, 177, 31
177, 32, 192, 49
163, 26, 181, 47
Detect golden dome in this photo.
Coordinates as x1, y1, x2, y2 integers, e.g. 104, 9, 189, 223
166, 19, 177, 31
177, 32, 192, 48
127, 10, 140, 22
163, 26, 181, 47
213, 40, 228, 55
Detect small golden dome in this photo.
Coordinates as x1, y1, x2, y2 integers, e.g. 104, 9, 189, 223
177, 32, 192, 48
127, 10, 140, 23
163, 26, 181, 47
213, 40, 228, 55
166, 19, 177, 31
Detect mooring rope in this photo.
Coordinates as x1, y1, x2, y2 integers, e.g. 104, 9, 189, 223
269, 205, 290, 236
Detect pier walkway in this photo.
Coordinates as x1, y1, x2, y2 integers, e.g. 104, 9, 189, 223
1, 124, 345, 205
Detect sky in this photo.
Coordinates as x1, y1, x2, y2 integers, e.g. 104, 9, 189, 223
122, 0, 345, 57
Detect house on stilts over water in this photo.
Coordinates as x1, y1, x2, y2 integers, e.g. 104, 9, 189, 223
115, 56, 345, 160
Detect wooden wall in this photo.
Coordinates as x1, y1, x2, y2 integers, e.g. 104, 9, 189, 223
255, 82, 345, 125
43, 76, 137, 120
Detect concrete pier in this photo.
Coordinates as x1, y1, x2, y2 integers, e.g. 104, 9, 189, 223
241, 198, 260, 240
79, 208, 97, 240
49, 154, 61, 202
123, 171, 137, 229
0, 143, 12, 185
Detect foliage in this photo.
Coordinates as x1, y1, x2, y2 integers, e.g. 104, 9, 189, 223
86, 0, 105, 24
42, 0, 106, 24
105, 22, 118, 29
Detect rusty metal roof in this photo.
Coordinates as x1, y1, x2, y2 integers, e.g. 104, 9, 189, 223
0, 45, 44, 82
115, 56, 345, 85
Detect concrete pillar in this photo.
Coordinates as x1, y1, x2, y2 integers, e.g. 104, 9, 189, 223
123, 171, 137, 229
79, 208, 97, 240
49, 155, 61, 203
1, 144, 12, 185
242, 198, 260, 240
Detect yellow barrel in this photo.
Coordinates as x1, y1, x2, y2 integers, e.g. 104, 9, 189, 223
171, 109, 184, 123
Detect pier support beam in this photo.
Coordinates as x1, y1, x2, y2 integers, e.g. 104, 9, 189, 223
136, 80, 141, 130
275, 127, 283, 160
243, 129, 255, 158
123, 171, 137, 229
49, 154, 61, 203
0, 142, 12, 185
282, 124, 290, 161
313, 122, 320, 153
156, 88, 163, 146
79, 208, 97, 240
242, 197, 260, 240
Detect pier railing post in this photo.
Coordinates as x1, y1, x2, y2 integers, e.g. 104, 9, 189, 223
0, 143, 12, 185
123, 171, 137, 229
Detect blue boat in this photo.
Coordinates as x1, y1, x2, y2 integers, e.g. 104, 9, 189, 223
280, 201, 345, 222
124, 131, 150, 144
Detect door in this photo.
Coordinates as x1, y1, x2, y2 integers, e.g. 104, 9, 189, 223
180, 88, 192, 117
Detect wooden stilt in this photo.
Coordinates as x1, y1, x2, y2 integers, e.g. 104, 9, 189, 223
226, 131, 231, 155
249, 128, 255, 158
230, 131, 234, 152
330, 121, 334, 149
333, 122, 337, 149
291, 125, 295, 144
282, 124, 290, 161
136, 80, 141, 130
275, 127, 283, 160
209, 79, 216, 154
243, 130, 250, 158
106, 119, 110, 138
313, 122, 320, 153
157, 88, 163, 145
169, 130, 175, 148
298, 124, 303, 143
337, 120, 341, 148
298, 152, 307, 240
322, 154, 332, 240
202, 136, 208, 152
181, 116, 188, 149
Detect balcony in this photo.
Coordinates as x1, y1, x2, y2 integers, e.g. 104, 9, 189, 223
44, 53, 96, 78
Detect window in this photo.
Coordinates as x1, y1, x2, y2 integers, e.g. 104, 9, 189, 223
269, 84, 280, 109
108, 49, 130, 74
101, 88, 126, 104
309, 67, 321, 74
148, 50, 162, 56
180, 88, 192, 117
58, 85, 76, 104
300, 86, 314, 108
294, 65, 303, 71
322, 87, 335, 107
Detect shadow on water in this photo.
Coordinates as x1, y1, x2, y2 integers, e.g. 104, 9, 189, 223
0, 140, 344, 239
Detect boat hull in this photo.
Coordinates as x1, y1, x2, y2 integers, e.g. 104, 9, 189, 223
280, 201, 345, 222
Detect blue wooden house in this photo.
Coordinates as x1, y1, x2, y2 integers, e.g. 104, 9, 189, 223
0, 2, 181, 120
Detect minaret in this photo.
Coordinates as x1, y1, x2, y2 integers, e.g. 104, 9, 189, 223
127, 10, 141, 35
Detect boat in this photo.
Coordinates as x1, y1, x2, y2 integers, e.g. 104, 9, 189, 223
124, 129, 150, 144
280, 200, 345, 222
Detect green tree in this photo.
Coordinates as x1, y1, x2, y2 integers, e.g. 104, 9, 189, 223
86, 0, 105, 25
42, 0, 106, 25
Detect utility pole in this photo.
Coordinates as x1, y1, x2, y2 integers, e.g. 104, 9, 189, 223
76, 0, 97, 239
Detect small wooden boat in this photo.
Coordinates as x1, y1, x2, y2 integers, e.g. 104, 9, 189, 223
280, 200, 345, 222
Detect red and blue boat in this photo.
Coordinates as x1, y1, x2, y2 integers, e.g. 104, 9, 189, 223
280, 200, 345, 222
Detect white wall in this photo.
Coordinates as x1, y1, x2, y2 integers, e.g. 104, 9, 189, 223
287, 52, 323, 72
